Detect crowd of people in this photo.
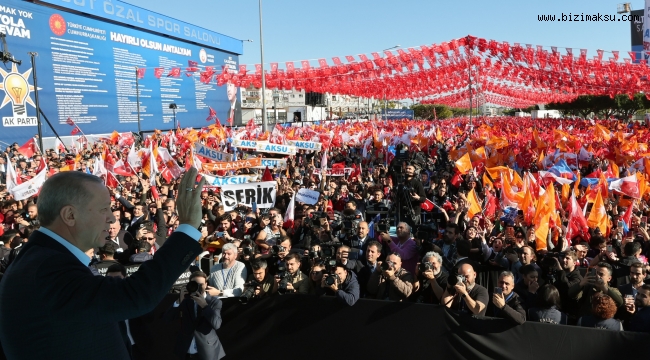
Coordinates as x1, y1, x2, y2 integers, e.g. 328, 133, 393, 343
2, 115, 650, 358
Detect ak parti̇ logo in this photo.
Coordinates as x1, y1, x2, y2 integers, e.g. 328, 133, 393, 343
49, 14, 66, 36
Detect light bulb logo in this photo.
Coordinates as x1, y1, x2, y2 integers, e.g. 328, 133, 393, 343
0, 63, 35, 117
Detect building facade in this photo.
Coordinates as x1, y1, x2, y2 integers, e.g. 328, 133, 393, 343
240, 86, 380, 124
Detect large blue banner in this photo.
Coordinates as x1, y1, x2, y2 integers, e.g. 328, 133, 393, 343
0, 0, 242, 146
381, 109, 414, 120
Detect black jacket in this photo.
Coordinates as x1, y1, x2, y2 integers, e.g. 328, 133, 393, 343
163, 295, 225, 360
488, 291, 527, 325
612, 256, 641, 288
357, 261, 378, 298
0, 229, 201, 360
403, 176, 426, 217
315, 271, 360, 306
409, 271, 449, 304
92, 259, 122, 276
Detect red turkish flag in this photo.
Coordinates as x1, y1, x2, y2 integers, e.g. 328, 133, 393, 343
66, 117, 75, 126
167, 67, 181, 77
137, 68, 146, 79
71, 126, 81, 135
18, 138, 37, 158
154, 67, 164, 78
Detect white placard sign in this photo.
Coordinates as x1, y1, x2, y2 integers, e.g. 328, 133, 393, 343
231, 139, 268, 149
287, 140, 322, 151
202, 174, 253, 187
194, 142, 233, 162
295, 188, 320, 205
220, 181, 277, 211
253, 158, 288, 169
254, 143, 297, 155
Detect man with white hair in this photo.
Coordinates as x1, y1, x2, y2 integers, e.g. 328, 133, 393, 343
410, 251, 448, 304
0, 168, 205, 359
207, 243, 247, 298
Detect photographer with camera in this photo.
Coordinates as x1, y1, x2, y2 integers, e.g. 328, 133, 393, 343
442, 263, 488, 316
410, 251, 448, 304
367, 253, 414, 301
240, 260, 274, 303
488, 271, 526, 325
378, 222, 418, 274
317, 261, 360, 306
164, 271, 224, 360
263, 236, 292, 274
272, 253, 312, 295
217, 215, 243, 243
207, 243, 247, 298
292, 207, 319, 252
335, 244, 364, 274
342, 221, 371, 261
394, 163, 426, 227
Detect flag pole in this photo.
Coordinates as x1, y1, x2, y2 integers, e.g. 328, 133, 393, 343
29, 52, 44, 153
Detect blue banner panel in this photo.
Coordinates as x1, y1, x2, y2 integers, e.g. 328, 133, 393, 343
35, 0, 243, 55
381, 109, 414, 120
0, 0, 241, 146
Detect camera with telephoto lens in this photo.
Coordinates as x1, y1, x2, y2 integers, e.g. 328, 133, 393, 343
446, 274, 466, 295
242, 247, 253, 256
319, 241, 340, 260
270, 245, 286, 255
309, 249, 322, 259
377, 219, 390, 233
324, 273, 340, 286
381, 260, 394, 272
239, 280, 260, 304
185, 280, 200, 299
276, 262, 291, 295
419, 261, 433, 273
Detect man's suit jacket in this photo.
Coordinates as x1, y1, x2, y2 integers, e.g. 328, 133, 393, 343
127, 216, 147, 238
0, 229, 201, 360
356, 260, 377, 298
164, 295, 225, 360
103, 230, 134, 263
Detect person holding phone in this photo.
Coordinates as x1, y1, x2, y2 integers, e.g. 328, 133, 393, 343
568, 262, 624, 318
489, 271, 526, 325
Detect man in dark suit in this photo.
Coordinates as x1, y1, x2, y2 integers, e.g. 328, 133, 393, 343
0, 168, 206, 360
126, 204, 148, 238
105, 219, 133, 259
357, 240, 382, 298
342, 221, 371, 261
164, 270, 225, 360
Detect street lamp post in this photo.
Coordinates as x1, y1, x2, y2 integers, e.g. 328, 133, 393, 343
272, 91, 279, 124
169, 103, 177, 129
258, 0, 268, 132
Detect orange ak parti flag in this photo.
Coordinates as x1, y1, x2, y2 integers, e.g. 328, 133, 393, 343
587, 191, 608, 235
466, 188, 482, 219
455, 153, 472, 175
482, 172, 494, 191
